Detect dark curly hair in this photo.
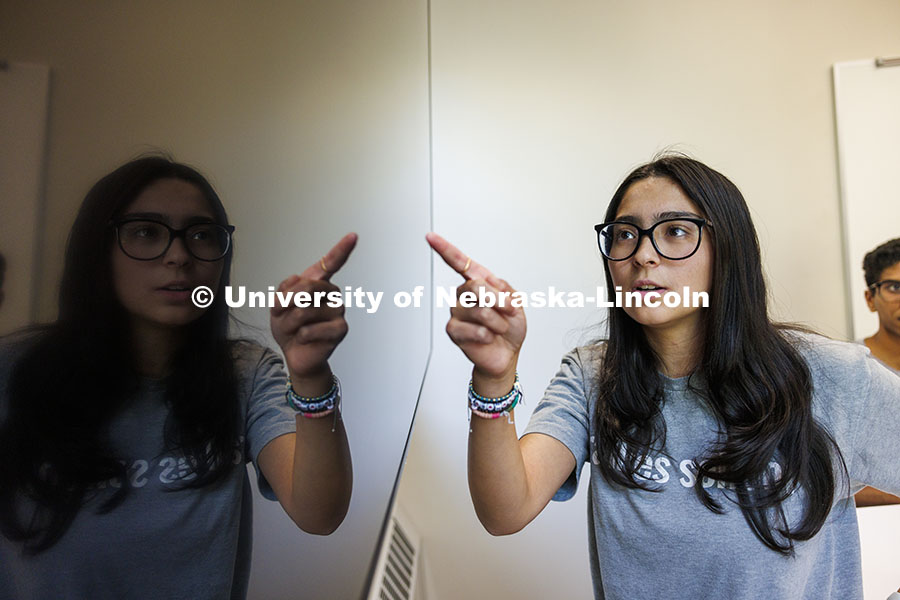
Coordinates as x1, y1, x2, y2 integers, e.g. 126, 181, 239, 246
863, 237, 900, 287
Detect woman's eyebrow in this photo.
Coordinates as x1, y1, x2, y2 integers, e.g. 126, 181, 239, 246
613, 211, 702, 224
183, 215, 217, 225
119, 212, 216, 224
120, 211, 167, 221
655, 210, 703, 220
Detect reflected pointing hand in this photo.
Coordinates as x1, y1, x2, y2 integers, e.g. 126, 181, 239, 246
271, 233, 357, 379
426, 232, 526, 381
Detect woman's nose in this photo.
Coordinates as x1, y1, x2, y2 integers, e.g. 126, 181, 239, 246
631, 233, 660, 266
163, 235, 192, 266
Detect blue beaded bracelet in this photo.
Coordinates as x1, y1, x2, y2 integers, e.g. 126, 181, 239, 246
471, 394, 521, 419
286, 374, 341, 419
469, 393, 517, 413
467, 375, 523, 425
468, 374, 520, 404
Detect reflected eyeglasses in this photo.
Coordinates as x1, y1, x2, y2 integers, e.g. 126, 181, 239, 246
111, 219, 235, 261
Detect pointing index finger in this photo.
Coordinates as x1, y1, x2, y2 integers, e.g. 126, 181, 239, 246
425, 232, 494, 281
300, 232, 358, 281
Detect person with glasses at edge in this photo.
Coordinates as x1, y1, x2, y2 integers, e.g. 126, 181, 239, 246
0, 156, 354, 599
854, 237, 900, 508
427, 154, 900, 600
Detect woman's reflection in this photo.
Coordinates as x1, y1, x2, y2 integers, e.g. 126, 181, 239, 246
0, 155, 353, 599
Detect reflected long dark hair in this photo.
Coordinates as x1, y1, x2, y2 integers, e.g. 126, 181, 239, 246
0, 156, 241, 554
593, 154, 845, 555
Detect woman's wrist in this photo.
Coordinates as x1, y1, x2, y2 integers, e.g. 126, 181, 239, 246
468, 369, 523, 425
471, 363, 518, 398
287, 365, 333, 397
286, 371, 341, 423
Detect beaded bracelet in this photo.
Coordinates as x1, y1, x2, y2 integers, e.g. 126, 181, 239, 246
286, 374, 341, 427
471, 394, 520, 420
467, 374, 523, 425
468, 375, 520, 404
469, 392, 518, 414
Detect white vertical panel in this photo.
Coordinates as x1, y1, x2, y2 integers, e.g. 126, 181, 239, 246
834, 59, 900, 600
0, 61, 50, 334
833, 61, 900, 597
857, 504, 900, 600
834, 59, 900, 340
0, 2, 431, 598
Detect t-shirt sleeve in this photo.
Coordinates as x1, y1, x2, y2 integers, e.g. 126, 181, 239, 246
522, 348, 592, 502
846, 352, 900, 495
244, 346, 298, 501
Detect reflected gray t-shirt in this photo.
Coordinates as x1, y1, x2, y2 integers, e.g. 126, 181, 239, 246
0, 339, 298, 600
524, 332, 900, 600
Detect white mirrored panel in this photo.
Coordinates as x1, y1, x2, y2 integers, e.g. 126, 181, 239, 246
834, 58, 900, 340
833, 57, 900, 596
0, 2, 430, 598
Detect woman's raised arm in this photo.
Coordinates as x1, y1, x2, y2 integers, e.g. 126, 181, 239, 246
427, 233, 576, 535
261, 233, 357, 534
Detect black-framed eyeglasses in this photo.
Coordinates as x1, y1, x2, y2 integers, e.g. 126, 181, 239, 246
869, 279, 900, 303
594, 217, 712, 261
111, 218, 235, 261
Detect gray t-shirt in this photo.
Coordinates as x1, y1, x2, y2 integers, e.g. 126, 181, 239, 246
524, 331, 900, 600
0, 338, 298, 600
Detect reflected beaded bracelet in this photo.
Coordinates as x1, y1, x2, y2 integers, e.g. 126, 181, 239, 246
286, 374, 341, 422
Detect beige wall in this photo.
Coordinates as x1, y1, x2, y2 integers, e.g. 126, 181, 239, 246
397, 1, 900, 599
1, 1, 431, 598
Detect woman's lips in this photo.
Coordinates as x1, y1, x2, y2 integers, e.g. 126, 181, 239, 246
631, 287, 667, 298
631, 280, 667, 297
155, 287, 193, 302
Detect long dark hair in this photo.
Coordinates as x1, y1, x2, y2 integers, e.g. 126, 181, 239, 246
0, 155, 242, 554
593, 153, 844, 555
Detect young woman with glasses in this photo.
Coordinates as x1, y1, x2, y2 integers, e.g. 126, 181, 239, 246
0, 156, 353, 599
427, 154, 900, 599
